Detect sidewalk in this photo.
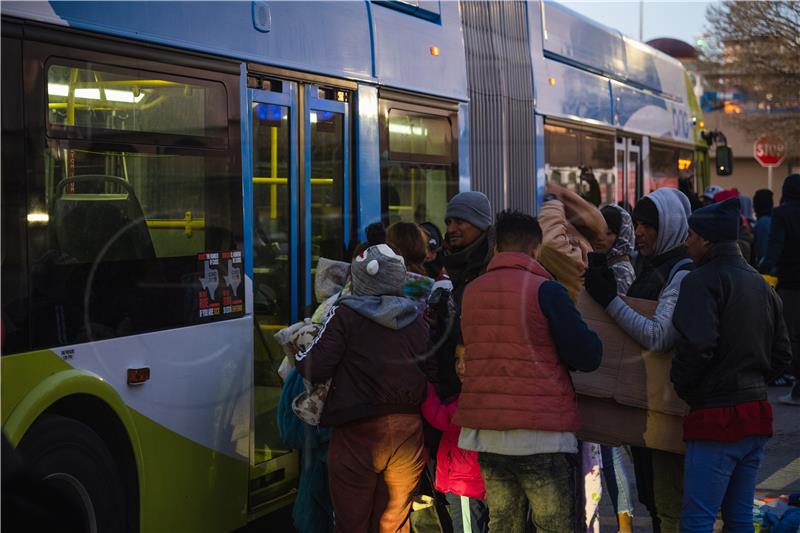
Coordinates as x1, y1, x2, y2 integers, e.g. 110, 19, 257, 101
598, 386, 800, 532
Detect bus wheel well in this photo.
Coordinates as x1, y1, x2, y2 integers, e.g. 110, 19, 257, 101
44, 394, 140, 533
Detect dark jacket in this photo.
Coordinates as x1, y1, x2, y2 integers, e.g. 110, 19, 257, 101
629, 245, 693, 300
759, 174, 800, 289
671, 242, 792, 409
437, 230, 493, 398
295, 297, 429, 427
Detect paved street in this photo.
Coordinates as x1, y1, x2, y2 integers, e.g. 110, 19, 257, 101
598, 386, 800, 532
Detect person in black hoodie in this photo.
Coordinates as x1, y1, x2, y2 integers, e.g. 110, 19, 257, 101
759, 174, 800, 405
672, 198, 791, 531
296, 244, 429, 533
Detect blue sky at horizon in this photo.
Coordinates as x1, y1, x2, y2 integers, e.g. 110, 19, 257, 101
558, 0, 717, 46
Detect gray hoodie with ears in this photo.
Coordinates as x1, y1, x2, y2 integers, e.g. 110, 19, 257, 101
605, 188, 693, 352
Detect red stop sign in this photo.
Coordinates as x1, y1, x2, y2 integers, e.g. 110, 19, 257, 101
754, 134, 786, 167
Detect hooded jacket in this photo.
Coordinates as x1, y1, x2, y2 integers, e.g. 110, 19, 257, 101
608, 188, 694, 351
759, 174, 800, 289
605, 204, 636, 294
295, 295, 428, 427
421, 384, 485, 499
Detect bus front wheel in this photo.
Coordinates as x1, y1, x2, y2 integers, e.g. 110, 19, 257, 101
17, 414, 129, 533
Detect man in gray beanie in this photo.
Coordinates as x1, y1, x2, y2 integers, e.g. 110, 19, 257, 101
434, 191, 494, 399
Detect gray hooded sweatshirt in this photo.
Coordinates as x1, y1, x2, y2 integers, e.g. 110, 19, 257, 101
605, 188, 691, 352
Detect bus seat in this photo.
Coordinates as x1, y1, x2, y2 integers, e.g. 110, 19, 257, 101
52, 175, 155, 263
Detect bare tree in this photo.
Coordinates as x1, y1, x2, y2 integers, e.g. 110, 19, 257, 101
700, 1, 800, 157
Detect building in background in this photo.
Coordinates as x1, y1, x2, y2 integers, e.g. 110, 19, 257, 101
649, 37, 799, 200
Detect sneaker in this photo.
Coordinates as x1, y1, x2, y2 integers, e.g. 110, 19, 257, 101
770, 374, 791, 386
778, 393, 800, 406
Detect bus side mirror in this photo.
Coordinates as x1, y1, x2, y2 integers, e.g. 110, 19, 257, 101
716, 146, 733, 176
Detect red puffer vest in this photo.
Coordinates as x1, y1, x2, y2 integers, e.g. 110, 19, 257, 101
453, 252, 580, 432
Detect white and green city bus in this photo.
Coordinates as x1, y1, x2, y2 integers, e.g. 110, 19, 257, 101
1, 2, 704, 531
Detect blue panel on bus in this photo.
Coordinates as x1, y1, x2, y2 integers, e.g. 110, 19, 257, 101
46, 1, 374, 82
613, 82, 692, 142
370, 1, 468, 101
534, 59, 613, 127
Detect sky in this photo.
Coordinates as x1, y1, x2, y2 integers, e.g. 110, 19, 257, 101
559, 0, 717, 46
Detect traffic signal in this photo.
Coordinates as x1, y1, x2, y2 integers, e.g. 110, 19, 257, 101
716, 146, 733, 176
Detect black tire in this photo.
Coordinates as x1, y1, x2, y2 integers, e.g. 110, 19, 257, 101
16, 414, 129, 533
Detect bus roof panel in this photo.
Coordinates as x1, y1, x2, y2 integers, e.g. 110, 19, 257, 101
542, 1, 689, 102
623, 37, 685, 102
4, 1, 469, 101
541, 1, 627, 80
15, 2, 376, 82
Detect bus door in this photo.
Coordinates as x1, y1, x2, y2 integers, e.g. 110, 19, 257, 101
302, 85, 351, 310
616, 136, 641, 209
246, 77, 352, 513
247, 79, 300, 511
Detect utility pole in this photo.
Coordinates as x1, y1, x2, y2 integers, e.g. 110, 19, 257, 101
639, 0, 644, 41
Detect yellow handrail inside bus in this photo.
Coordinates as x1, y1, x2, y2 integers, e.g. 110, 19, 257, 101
253, 178, 334, 185
145, 211, 204, 238
270, 126, 278, 220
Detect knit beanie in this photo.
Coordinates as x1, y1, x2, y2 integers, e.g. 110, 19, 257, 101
688, 198, 741, 243
350, 244, 407, 296
445, 191, 493, 231
753, 189, 774, 218
633, 197, 659, 230
600, 205, 622, 236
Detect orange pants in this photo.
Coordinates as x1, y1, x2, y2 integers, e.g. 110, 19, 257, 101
328, 414, 425, 533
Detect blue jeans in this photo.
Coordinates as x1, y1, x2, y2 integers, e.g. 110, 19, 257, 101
601, 445, 636, 516
681, 436, 768, 533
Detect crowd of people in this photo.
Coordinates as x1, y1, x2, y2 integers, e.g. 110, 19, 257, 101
275, 173, 799, 533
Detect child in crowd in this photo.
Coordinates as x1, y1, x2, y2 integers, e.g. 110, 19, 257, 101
421, 347, 488, 533
296, 244, 429, 533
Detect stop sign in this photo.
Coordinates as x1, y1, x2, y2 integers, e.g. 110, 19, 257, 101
754, 134, 786, 167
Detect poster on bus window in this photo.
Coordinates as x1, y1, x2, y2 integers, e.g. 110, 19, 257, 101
196, 250, 244, 321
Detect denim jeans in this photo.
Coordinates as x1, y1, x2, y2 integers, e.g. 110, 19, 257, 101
601, 445, 636, 516
445, 492, 488, 533
681, 436, 768, 533
477, 452, 576, 533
